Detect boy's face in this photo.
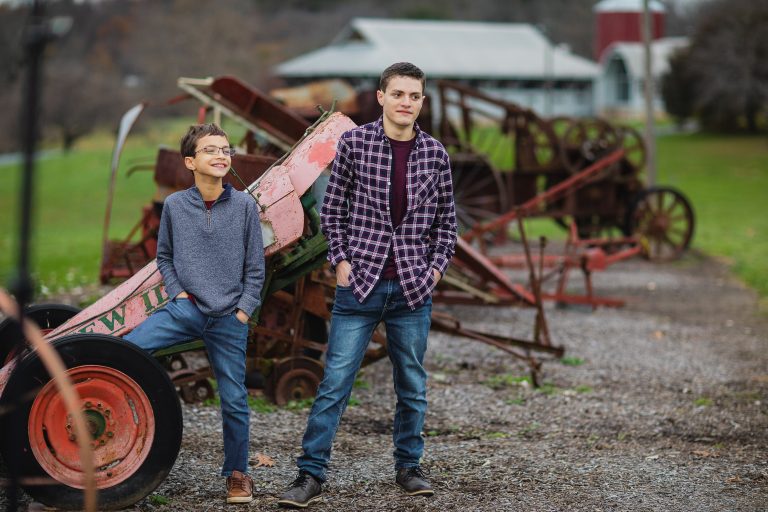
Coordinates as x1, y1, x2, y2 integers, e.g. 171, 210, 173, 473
377, 76, 424, 131
184, 134, 232, 180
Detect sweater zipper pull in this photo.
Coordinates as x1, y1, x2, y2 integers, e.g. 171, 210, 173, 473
206, 207, 211, 228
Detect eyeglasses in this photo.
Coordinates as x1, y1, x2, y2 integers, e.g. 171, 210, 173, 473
195, 145, 236, 156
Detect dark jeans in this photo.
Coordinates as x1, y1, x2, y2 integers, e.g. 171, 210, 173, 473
124, 297, 250, 476
297, 279, 432, 482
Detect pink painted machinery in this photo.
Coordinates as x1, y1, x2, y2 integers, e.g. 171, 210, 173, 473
0, 76, 564, 510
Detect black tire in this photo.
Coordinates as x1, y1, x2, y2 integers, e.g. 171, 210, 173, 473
0, 334, 183, 510
0, 303, 81, 364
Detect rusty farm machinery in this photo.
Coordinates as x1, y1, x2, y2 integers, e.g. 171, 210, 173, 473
0, 76, 566, 509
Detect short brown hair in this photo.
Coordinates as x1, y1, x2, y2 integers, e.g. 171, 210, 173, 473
180, 123, 228, 157
379, 62, 426, 93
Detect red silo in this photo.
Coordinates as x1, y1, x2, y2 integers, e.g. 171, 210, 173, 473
594, 0, 665, 61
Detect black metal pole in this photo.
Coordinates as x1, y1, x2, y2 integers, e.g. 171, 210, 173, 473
12, 0, 47, 308
5, 2, 47, 510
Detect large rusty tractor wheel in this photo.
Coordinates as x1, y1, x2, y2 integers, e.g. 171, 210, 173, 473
559, 118, 621, 173
265, 356, 324, 406
0, 303, 80, 365
632, 187, 695, 262
0, 334, 182, 510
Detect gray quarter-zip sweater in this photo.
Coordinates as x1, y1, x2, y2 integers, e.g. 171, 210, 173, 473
157, 183, 265, 317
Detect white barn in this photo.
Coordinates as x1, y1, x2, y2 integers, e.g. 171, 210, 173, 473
599, 37, 688, 116
275, 18, 600, 117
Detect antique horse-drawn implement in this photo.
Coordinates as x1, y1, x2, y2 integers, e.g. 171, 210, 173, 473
436, 80, 695, 262
0, 76, 563, 509
434, 81, 695, 307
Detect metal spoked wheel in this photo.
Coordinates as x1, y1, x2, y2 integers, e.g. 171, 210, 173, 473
265, 356, 324, 406
171, 369, 216, 404
0, 303, 80, 364
516, 115, 560, 169
617, 125, 647, 173
559, 118, 621, 173
632, 187, 695, 262
0, 334, 182, 510
451, 154, 508, 232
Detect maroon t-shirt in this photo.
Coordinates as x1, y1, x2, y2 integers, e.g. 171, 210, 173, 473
382, 137, 416, 279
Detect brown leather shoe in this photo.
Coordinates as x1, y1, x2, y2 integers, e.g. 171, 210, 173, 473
226, 470, 254, 504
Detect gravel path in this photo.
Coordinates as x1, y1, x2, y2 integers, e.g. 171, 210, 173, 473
2, 251, 767, 511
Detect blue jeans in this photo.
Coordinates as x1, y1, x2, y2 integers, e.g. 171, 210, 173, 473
297, 279, 432, 482
124, 298, 250, 477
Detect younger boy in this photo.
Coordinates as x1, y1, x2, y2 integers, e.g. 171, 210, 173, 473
125, 123, 265, 504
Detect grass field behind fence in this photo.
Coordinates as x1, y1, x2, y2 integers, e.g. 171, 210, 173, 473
0, 124, 766, 307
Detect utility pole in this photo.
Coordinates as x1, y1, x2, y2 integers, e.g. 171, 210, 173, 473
642, 0, 657, 186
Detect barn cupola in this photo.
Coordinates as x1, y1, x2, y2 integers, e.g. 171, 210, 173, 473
594, 0, 666, 61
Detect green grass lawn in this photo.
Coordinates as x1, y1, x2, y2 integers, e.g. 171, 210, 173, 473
1, 122, 766, 308
655, 132, 768, 303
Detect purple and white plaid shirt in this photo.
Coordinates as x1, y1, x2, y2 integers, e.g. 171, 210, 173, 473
321, 117, 457, 309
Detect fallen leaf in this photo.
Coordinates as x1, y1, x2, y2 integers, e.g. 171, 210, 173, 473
653, 330, 664, 340
645, 454, 660, 461
725, 476, 742, 484
251, 453, 275, 467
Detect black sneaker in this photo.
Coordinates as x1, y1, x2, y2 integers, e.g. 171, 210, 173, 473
396, 466, 434, 496
277, 470, 322, 508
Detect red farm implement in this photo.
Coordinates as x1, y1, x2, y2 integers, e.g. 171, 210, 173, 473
0, 76, 563, 510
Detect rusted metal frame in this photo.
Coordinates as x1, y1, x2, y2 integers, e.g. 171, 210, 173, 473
168, 367, 213, 387
429, 313, 559, 386
515, 213, 552, 347
430, 312, 564, 356
451, 238, 536, 306
176, 77, 295, 153
437, 80, 532, 117
462, 148, 626, 243
250, 325, 327, 355
289, 276, 307, 358
101, 104, 146, 277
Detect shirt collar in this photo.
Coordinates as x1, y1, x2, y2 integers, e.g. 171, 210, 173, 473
374, 116, 423, 146
190, 182, 233, 202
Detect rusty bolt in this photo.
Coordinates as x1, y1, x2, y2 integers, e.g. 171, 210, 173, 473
104, 409, 111, 417
84, 401, 93, 409
99, 439, 105, 446
106, 472, 113, 477
65, 424, 72, 430
97, 403, 103, 409
68, 434, 76, 442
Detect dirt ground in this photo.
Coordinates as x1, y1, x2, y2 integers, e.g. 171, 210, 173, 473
2, 250, 767, 511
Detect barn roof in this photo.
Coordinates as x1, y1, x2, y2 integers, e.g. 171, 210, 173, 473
275, 18, 599, 81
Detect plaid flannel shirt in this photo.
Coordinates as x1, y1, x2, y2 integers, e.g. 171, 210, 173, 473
321, 117, 457, 309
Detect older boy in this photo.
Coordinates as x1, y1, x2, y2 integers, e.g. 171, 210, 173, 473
278, 62, 457, 508
125, 123, 265, 504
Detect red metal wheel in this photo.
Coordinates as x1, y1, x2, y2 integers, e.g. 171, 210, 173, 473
632, 187, 695, 262
265, 356, 324, 405
0, 334, 182, 510
28, 365, 154, 489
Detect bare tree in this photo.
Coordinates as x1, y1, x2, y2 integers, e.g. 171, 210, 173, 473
686, 0, 768, 131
